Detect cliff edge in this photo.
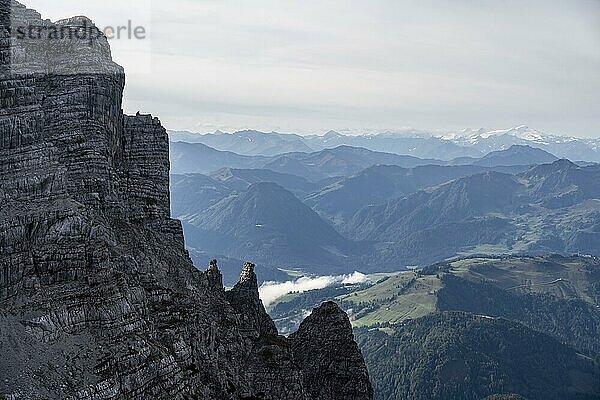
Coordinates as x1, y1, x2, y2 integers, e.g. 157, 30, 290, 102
0, 1, 372, 399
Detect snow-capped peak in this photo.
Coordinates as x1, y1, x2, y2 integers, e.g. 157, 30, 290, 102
439, 125, 551, 145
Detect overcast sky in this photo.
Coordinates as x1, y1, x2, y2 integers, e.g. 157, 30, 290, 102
26, 0, 600, 137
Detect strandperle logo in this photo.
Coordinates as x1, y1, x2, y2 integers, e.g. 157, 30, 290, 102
10, 19, 147, 43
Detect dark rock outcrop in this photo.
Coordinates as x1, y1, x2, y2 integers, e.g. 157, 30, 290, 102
226, 262, 278, 336
207, 259, 224, 292
0, 2, 372, 399
290, 302, 374, 400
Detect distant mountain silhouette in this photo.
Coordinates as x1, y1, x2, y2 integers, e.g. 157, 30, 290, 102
471, 145, 558, 167
181, 182, 362, 273
171, 153, 600, 273
302, 133, 482, 160
171, 173, 233, 218
171, 169, 319, 219
519, 159, 600, 207
170, 142, 445, 181
345, 160, 600, 268
304, 164, 529, 224
448, 125, 600, 163
264, 146, 443, 181
348, 172, 523, 241
169, 129, 482, 160
209, 168, 318, 196
169, 126, 600, 163
170, 130, 314, 156
169, 141, 268, 173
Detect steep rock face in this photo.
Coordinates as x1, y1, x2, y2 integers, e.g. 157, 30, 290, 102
290, 302, 374, 400
0, 2, 372, 399
226, 262, 277, 336
122, 114, 172, 220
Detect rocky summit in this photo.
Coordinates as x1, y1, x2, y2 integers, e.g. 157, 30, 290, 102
0, 1, 372, 399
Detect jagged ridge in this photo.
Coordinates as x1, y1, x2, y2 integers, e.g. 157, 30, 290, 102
0, 2, 372, 399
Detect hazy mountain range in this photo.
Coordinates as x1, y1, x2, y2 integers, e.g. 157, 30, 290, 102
170, 140, 565, 178
179, 182, 359, 274
345, 160, 600, 268
170, 141, 443, 179
170, 129, 600, 400
171, 138, 600, 275
170, 125, 600, 162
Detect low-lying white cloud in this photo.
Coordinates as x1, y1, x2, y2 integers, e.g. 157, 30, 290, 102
259, 272, 368, 308
342, 272, 368, 285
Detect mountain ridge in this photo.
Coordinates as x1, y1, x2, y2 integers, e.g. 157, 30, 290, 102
171, 157, 600, 273
473, 145, 558, 167
169, 126, 600, 162
0, 2, 373, 399
181, 182, 361, 273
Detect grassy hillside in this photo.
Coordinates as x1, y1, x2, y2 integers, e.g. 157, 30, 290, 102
356, 312, 600, 400
267, 256, 600, 400
339, 272, 441, 327
269, 255, 600, 353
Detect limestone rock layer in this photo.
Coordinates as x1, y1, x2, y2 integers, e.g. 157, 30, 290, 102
0, 1, 373, 399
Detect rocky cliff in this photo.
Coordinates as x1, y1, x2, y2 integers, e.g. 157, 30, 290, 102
0, 1, 372, 399
290, 302, 374, 400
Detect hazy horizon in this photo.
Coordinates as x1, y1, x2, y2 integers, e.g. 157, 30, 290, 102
167, 124, 596, 140
25, 0, 600, 138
